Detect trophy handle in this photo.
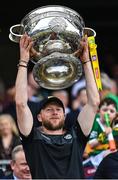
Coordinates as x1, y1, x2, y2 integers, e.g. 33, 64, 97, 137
9, 24, 25, 43
84, 27, 96, 37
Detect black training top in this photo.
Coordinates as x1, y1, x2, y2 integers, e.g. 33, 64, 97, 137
20, 124, 88, 179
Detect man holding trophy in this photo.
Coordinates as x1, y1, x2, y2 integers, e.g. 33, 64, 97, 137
10, 5, 100, 179
15, 32, 100, 179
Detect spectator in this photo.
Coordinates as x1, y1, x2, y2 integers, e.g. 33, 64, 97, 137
0, 114, 21, 160
52, 90, 71, 115
2, 71, 42, 127
71, 78, 86, 98
0, 114, 21, 175
0, 78, 12, 113
4, 145, 31, 179
65, 79, 87, 129
100, 72, 118, 100
71, 86, 87, 111
83, 93, 118, 178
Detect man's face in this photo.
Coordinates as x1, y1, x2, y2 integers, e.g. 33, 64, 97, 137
39, 104, 65, 131
11, 151, 31, 179
99, 103, 117, 123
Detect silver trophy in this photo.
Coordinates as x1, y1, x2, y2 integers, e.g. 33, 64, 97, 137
9, 5, 96, 90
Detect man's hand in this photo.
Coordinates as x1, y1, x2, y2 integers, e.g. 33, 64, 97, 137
73, 35, 90, 63
19, 34, 33, 63
79, 35, 90, 62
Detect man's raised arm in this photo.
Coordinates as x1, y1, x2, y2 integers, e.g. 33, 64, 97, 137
15, 34, 34, 136
77, 35, 100, 136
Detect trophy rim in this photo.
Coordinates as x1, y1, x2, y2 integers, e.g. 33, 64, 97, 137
21, 4, 85, 26
23, 4, 83, 17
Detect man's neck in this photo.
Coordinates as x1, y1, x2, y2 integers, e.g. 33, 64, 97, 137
40, 126, 65, 135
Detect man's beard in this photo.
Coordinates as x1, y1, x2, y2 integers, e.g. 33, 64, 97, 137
42, 119, 65, 131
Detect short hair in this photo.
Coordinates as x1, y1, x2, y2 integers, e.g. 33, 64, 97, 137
11, 145, 24, 161
99, 98, 118, 111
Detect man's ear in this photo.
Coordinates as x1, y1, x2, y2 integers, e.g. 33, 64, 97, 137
37, 114, 42, 122
10, 160, 15, 171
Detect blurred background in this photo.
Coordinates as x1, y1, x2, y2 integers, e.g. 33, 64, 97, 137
1, 1, 118, 178
0, 0, 118, 88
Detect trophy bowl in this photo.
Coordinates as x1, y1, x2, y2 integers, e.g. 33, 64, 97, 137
9, 5, 86, 89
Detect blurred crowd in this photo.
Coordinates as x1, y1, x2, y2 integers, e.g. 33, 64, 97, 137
0, 61, 118, 179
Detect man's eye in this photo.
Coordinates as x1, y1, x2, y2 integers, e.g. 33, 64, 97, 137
56, 108, 61, 111
47, 109, 51, 111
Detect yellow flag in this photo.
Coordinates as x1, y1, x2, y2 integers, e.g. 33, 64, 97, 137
88, 36, 102, 91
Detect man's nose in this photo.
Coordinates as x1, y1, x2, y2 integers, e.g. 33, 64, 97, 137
52, 109, 58, 114
25, 165, 30, 171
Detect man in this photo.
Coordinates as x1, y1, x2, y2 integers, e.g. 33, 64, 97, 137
4, 145, 31, 179
15, 34, 100, 179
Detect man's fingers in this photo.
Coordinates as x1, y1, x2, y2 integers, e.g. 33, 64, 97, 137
30, 47, 37, 57
20, 34, 26, 47
27, 41, 33, 51
73, 49, 82, 57
20, 34, 32, 48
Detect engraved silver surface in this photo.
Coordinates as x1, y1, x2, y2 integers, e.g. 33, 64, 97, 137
9, 5, 85, 89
